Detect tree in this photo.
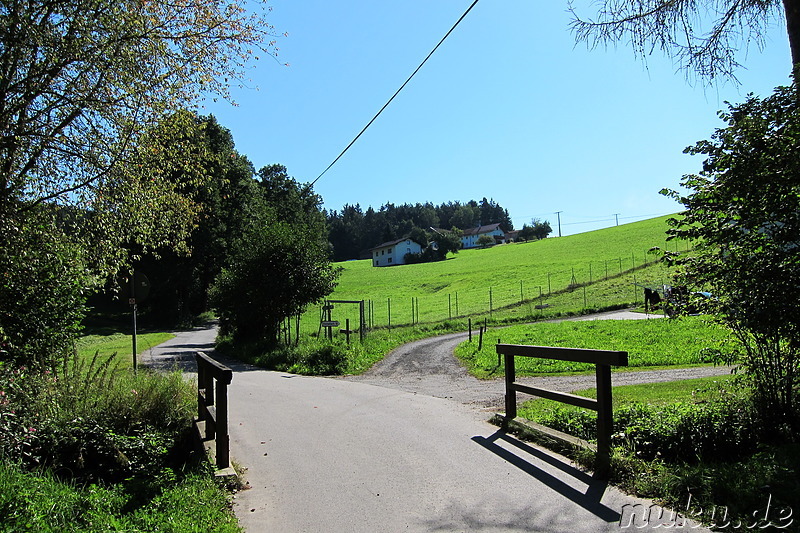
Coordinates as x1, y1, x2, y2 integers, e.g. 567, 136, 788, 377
0, 0, 280, 277
518, 218, 553, 241
436, 228, 463, 258
0, 208, 92, 369
210, 172, 340, 347
662, 85, 800, 431
531, 218, 553, 240
476, 234, 496, 248
132, 113, 259, 324
570, 0, 793, 83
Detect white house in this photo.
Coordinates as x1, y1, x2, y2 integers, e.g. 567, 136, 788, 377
370, 237, 423, 267
461, 223, 504, 249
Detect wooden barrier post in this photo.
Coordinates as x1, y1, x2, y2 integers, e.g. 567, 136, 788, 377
195, 352, 233, 470
596, 363, 613, 475
496, 344, 628, 477
504, 352, 516, 420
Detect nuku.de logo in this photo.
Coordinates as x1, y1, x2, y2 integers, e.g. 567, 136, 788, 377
619, 493, 793, 529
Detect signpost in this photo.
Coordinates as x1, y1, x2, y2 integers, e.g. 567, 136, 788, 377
123, 270, 150, 373
319, 300, 367, 342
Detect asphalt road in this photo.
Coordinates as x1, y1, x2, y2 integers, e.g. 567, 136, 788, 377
145, 315, 710, 532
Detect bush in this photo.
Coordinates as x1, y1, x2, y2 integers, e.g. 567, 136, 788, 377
531, 394, 760, 464
0, 210, 92, 370
1, 353, 195, 484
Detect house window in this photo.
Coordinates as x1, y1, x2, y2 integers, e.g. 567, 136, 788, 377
374, 251, 378, 257
388, 257, 392, 263
407, 248, 411, 253
382, 249, 385, 255
374, 261, 378, 266
406, 240, 410, 245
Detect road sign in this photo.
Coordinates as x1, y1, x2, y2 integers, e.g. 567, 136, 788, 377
122, 271, 150, 303
321, 320, 340, 328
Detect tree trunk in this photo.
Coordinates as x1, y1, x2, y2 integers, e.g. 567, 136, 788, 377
783, 0, 800, 77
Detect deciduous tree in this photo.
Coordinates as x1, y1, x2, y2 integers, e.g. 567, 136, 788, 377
662, 85, 800, 431
570, 0, 793, 82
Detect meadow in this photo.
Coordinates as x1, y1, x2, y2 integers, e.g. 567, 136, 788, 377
454, 316, 733, 378
305, 215, 685, 334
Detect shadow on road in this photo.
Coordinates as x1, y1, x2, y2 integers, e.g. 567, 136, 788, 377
472, 430, 620, 523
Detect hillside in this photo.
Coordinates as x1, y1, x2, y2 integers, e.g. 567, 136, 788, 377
320, 215, 683, 328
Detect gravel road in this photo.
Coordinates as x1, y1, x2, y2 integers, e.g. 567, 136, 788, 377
341, 309, 733, 410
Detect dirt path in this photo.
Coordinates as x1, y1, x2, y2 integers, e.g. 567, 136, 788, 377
341, 309, 733, 410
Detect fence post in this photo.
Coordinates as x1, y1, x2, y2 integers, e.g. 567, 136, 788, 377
468, 318, 472, 342
596, 363, 613, 476
388, 297, 391, 328
504, 353, 517, 420
215, 371, 232, 469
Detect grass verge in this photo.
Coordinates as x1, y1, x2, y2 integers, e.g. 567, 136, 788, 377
513, 377, 799, 530
455, 315, 734, 378
0, 461, 241, 533
76, 331, 175, 369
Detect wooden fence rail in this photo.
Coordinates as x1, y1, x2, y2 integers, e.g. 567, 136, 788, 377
496, 343, 628, 475
195, 351, 233, 470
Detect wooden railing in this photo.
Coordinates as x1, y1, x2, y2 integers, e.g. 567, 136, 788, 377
496, 343, 628, 475
195, 351, 233, 470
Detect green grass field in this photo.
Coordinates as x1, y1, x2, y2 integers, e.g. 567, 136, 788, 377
518, 374, 737, 421
454, 315, 733, 377
306, 215, 685, 333
76, 332, 175, 369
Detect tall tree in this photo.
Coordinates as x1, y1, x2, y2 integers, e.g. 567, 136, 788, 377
570, 0, 793, 83
132, 113, 258, 324
211, 174, 339, 347
662, 85, 800, 431
0, 0, 280, 277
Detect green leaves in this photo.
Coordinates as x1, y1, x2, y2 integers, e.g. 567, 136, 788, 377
665, 85, 800, 427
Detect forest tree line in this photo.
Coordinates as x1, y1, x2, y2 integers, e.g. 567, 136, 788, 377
326, 198, 514, 261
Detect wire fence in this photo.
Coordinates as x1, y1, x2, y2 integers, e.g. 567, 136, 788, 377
316, 250, 675, 334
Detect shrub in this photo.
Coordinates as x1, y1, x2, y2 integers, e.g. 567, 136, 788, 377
531, 395, 760, 464
1, 353, 195, 484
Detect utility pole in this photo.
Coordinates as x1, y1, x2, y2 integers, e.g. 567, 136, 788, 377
613, 213, 620, 226
555, 211, 562, 237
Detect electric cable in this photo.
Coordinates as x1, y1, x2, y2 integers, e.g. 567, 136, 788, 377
310, 0, 481, 187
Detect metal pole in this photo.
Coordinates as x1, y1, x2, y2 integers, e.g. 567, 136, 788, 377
132, 303, 138, 374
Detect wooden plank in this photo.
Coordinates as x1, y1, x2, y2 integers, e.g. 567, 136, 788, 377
496, 343, 628, 366
196, 351, 233, 384
512, 383, 599, 411
504, 353, 517, 420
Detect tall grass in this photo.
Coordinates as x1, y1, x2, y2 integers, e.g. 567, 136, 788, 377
0, 351, 240, 531
0, 462, 242, 533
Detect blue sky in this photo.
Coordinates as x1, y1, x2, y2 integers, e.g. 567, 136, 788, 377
203, 1, 792, 236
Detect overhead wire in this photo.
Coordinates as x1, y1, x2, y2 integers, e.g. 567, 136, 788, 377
309, 0, 481, 188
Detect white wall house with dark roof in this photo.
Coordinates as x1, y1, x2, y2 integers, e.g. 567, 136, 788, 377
461, 223, 504, 249
370, 237, 423, 267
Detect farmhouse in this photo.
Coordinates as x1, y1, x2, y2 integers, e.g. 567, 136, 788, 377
461, 223, 504, 249
370, 237, 423, 267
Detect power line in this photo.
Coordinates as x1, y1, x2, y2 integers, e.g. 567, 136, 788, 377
310, 0, 481, 187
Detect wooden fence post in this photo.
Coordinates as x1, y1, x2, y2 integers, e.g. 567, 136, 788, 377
596, 363, 613, 476
504, 353, 516, 420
